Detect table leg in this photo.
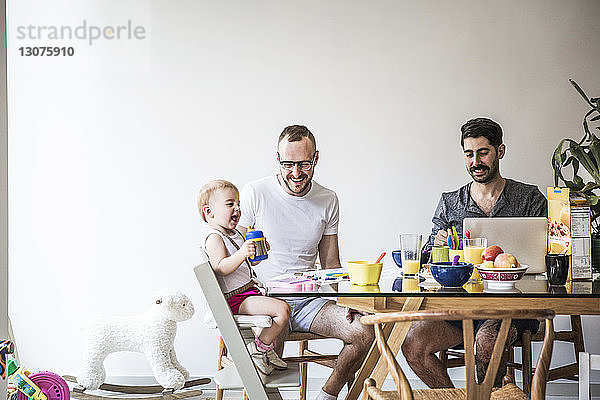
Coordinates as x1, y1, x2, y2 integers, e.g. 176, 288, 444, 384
344, 297, 423, 400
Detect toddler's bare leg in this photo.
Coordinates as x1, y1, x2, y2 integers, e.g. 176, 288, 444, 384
238, 296, 291, 345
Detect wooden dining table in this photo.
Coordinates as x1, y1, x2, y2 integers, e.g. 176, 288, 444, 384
268, 267, 600, 400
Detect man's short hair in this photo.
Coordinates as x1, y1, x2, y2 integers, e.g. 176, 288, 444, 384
460, 117, 503, 148
278, 125, 317, 153
197, 179, 238, 222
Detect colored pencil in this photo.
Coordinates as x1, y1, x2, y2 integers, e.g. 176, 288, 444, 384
452, 226, 459, 249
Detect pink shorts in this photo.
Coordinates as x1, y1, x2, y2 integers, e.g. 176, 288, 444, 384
226, 287, 262, 314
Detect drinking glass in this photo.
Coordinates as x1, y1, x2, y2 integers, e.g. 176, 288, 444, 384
464, 237, 487, 282
400, 234, 422, 276
546, 253, 569, 285
464, 238, 487, 264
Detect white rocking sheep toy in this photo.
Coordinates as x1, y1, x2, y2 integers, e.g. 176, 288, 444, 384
77, 289, 195, 391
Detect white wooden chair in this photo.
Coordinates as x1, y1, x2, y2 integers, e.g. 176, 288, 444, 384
579, 352, 600, 400
194, 251, 337, 400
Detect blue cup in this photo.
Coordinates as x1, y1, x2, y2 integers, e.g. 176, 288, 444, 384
245, 230, 268, 262
391, 250, 402, 269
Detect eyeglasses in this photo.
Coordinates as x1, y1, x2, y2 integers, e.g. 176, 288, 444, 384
277, 152, 316, 171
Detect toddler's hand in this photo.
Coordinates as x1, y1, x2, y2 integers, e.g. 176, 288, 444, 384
239, 240, 256, 259
264, 238, 271, 251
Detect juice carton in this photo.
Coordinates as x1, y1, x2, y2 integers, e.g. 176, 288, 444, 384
547, 187, 592, 280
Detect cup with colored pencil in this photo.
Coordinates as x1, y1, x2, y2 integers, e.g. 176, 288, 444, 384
447, 226, 464, 263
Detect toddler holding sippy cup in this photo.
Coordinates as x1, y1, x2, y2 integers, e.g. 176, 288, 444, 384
198, 180, 290, 375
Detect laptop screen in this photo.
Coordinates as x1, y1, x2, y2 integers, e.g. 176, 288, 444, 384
463, 217, 548, 274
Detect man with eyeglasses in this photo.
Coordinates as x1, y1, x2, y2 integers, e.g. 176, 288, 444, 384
238, 125, 374, 400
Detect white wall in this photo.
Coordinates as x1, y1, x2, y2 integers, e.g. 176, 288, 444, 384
7, 0, 600, 383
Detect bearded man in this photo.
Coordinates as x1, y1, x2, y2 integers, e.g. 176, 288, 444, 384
238, 125, 374, 400
402, 117, 547, 388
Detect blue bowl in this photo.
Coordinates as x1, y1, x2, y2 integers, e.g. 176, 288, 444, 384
429, 262, 473, 288
391, 250, 402, 268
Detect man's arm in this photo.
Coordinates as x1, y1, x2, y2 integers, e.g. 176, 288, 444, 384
430, 195, 450, 248
318, 234, 341, 269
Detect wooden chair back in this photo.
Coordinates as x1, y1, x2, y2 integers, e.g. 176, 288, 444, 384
360, 309, 555, 400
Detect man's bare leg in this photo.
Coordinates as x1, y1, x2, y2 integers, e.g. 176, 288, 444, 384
401, 320, 463, 388
308, 301, 375, 397
474, 320, 518, 385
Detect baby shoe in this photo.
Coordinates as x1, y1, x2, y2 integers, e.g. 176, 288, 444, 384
266, 348, 287, 370
246, 341, 274, 375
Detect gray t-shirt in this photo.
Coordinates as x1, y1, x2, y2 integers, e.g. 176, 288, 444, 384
428, 178, 547, 247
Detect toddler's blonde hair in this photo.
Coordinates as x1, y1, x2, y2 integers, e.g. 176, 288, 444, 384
197, 179, 239, 222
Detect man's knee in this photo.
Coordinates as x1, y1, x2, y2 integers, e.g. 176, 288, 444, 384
352, 321, 374, 349
402, 328, 423, 362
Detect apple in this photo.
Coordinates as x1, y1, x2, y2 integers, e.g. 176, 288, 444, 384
481, 260, 495, 269
482, 245, 504, 261
494, 253, 520, 268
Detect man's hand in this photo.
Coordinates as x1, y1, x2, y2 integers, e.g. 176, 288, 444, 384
345, 308, 368, 323
434, 229, 449, 246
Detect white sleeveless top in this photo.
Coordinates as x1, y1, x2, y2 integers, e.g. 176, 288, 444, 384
202, 229, 253, 295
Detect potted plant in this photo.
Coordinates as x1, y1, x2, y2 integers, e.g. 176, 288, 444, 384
552, 79, 600, 271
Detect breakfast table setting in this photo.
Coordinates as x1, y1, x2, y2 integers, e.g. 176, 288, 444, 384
266, 233, 600, 400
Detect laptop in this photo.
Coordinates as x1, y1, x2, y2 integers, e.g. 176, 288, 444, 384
463, 217, 547, 274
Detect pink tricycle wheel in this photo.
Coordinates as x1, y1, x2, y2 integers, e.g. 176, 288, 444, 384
15, 371, 70, 400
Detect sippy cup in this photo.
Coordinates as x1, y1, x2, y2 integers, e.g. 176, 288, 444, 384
245, 228, 268, 262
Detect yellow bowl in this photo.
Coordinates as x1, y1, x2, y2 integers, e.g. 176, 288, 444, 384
347, 261, 383, 286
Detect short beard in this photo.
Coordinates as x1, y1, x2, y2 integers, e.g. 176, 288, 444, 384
470, 162, 499, 184
283, 174, 311, 195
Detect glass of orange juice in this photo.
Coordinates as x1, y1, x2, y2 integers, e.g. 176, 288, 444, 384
400, 234, 422, 276
464, 237, 487, 282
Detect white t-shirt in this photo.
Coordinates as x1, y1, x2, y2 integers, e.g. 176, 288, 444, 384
239, 175, 339, 282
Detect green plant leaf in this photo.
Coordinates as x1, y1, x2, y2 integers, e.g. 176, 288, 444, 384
570, 79, 595, 108
583, 109, 596, 140
587, 195, 600, 206
552, 139, 570, 186
589, 136, 600, 178
581, 182, 600, 192
565, 181, 579, 190
559, 80, 600, 234
573, 175, 585, 190
563, 156, 580, 177
569, 140, 600, 180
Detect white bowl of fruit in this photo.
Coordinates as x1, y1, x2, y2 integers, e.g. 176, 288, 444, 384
476, 246, 528, 289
